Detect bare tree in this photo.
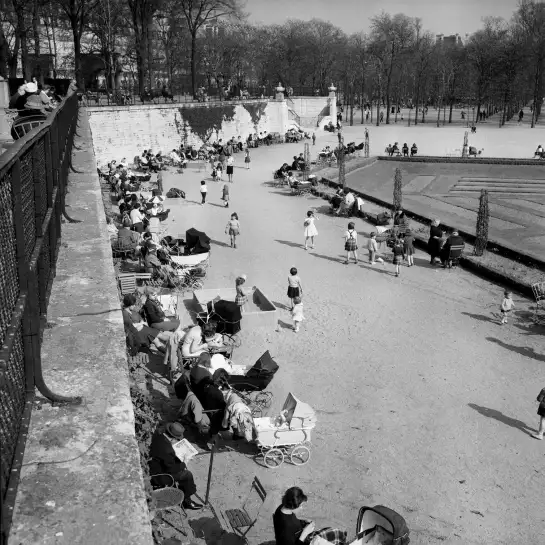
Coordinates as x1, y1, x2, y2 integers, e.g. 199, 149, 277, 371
53, 0, 100, 87
178, 0, 244, 98
369, 12, 415, 124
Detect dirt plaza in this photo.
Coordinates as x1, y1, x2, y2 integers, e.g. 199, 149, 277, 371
143, 123, 545, 545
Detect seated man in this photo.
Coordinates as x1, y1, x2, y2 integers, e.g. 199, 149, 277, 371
410, 143, 418, 157
330, 187, 344, 212
386, 144, 393, 156
291, 156, 299, 171
275, 163, 289, 179
535, 144, 544, 159
116, 224, 140, 250
402, 143, 409, 157
148, 422, 203, 510
392, 142, 400, 155
440, 230, 465, 267
337, 188, 355, 215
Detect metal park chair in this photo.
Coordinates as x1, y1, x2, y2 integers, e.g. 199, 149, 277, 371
224, 477, 266, 542
531, 281, 545, 323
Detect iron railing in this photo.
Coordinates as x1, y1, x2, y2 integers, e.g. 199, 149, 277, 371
0, 92, 82, 545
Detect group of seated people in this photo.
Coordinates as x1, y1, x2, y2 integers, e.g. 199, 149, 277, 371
285, 128, 310, 143
534, 144, 545, 159
325, 120, 342, 132
274, 154, 308, 179
248, 132, 273, 147
386, 142, 418, 157
135, 150, 168, 172
9, 80, 60, 117
330, 187, 356, 216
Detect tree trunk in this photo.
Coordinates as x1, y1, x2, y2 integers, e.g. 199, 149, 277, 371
190, 30, 197, 98
32, 0, 42, 83
414, 83, 420, 126
72, 26, 83, 88
448, 100, 454, 124
0, 26, 10, 78
350, 87, 354, 126
17, 10, 30, 81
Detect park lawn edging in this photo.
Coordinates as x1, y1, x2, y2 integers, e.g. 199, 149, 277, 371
377, 155, 545, 166
315, 175, 543, 299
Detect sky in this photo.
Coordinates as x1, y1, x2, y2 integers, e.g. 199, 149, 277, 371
246, 0, 521, 37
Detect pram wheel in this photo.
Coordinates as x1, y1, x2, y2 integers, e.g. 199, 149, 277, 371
290, 445, 310, 466
263, 448, 284, 468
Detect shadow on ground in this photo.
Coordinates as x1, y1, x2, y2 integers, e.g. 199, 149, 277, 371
189, 515, 245, 545
468, 403, 535, 436
486, 337, 545, 363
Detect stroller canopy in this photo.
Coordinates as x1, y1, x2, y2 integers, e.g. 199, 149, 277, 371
282, 393, 317, 429
185, 228, 211, 254
356, 506, 410, 545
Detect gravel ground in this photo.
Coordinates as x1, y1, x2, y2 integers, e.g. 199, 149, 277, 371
133, 128, 545, 545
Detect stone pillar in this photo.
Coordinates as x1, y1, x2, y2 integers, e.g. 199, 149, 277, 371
0, 76, 12, 155
275, 83, 289, 134
328, 84, 337, 126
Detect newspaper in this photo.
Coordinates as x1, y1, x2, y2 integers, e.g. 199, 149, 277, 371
158, 294, 178, 317
172, 439, 198, 464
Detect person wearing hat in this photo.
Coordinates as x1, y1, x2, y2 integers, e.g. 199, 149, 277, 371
148, 423, 203, 510
143, 286, 180, 331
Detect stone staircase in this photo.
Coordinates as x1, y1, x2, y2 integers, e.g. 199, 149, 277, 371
450, 177, 545, 196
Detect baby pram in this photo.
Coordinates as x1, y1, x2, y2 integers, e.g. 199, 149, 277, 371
352, 506, 410, 545
185, 228, 210, 255
228, 350, 278, 391
197, 299, 241, 335
254, 393, 316, 468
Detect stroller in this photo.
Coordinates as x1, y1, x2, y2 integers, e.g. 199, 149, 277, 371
197, 299, 242, 335
254, 393, 316, 468
352, 505, 410, 545
228, 350, 279, 391
185, 228, 211, 255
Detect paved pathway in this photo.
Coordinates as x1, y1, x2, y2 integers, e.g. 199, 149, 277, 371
143, 126, 545, 545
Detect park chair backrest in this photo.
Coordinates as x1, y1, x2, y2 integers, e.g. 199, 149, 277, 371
117, 273, 136, 295
448, 244, 464, 258
242, 477, 266, 517
532, 282, 545, 303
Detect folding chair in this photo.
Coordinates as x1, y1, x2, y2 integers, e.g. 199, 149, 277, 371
531, 281, 545, 323
150, 474, 187, 536
224, 477, 266, 541
111, 239, 136, 260
446, 245, 464, 270
117, 273, 137, 295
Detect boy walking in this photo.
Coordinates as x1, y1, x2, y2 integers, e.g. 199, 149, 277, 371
291, 296, 305, 333
367, 232, 378, 264
500, 291, 514, 324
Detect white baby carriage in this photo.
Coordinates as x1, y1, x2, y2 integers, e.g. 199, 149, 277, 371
253, 393, 316, 468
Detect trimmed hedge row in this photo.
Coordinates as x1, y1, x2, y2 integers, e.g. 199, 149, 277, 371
377, 156, 545, 166
317, 175, 545, 275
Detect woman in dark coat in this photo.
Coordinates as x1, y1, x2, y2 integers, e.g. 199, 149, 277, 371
198, 373, 227, 435
428, 218, 443, 265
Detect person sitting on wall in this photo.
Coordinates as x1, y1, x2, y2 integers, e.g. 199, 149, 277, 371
330, 187, 345, 213
275, 163, 290, 179
402, 143, 409, 157
440, 230, 465, 268
148, 422, 203, 510
410, 143, 418, 157
336, 188, 355, 216
291, 155, 299, 171
534, 144, 544, 159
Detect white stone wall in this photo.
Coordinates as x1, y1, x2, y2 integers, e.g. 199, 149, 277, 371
87, 100, 289, 166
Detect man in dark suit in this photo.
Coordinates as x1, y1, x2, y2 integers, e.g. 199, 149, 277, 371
440, 230, 464, 267
148, 422, 202, 510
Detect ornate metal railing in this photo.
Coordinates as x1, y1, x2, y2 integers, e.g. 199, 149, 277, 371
0, 92, 81, 545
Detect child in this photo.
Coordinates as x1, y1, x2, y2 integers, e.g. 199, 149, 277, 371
244, 148, 251, 169
367, 232, 378, 264
287, 267, 303, 310
500, 291, 515, 324
216, 161, 223, 181
200, 180, 207, 205
312, 132, 316, 146
291, 296, 305, 333
343, 222, 358, 264
392, 236, 404, 277
235, 275, 254, 312
221, 183, 229, 208
225, 212, 240, 248
211, 164, 218, 181
531, 386, 545, 440
303, 210, 318, 250
403, 229, 415, 267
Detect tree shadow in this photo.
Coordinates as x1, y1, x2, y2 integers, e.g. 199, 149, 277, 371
275, 239, 303, 249
210, 238, 231, 248
486, 337, 545, 363
462, 311, 494, 323
207, 202, 226, 208
468, 403, 535, 436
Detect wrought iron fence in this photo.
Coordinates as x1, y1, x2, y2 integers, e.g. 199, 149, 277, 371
0, 92, 81, 545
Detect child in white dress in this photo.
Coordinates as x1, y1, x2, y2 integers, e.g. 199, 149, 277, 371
291, 296, 305, 333
304, 210, 318, 250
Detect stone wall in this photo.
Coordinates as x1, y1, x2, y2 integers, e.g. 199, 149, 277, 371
87, 99, 288, 165
287, 96, 331, 128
